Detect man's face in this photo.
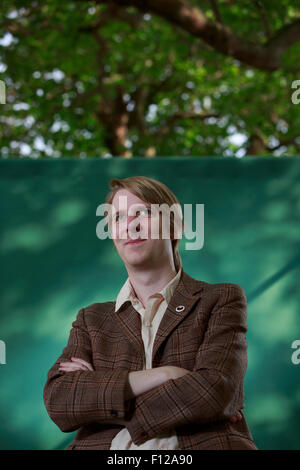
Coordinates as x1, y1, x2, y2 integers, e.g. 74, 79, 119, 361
109, 189, 174, 270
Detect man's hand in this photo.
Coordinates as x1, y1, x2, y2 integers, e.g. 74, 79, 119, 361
229, 406, 244, 423
164, 365, 191, 380
58, 357, 94, 372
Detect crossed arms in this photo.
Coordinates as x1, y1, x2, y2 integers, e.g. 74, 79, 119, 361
43, 285, 248, 444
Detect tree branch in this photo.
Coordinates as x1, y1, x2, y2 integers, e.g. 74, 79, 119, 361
209, 0, 223, 25
94, 0, 300, 71
154, 110, 219, 136
253, 0, 271, 39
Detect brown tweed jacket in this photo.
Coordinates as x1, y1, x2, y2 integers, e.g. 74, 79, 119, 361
43, 269, 258, 450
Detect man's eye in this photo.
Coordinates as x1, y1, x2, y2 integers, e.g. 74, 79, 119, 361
115, 209, 151, 221
140, 208, 151, 216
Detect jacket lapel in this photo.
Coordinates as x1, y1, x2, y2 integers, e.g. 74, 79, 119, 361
110, 301, 145, 356
151, 269, 204, 364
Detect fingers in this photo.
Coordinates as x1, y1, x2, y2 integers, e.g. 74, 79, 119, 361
59, 362, 87, 372
70, 357, 94, 371
229, 411, 243, 423
58, 357, 94, 373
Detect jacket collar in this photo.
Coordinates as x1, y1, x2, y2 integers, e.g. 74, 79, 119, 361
110, 268, 205, 365
115, 267, 182, 312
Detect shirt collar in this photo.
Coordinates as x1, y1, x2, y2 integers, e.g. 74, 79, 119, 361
115, 267, 182, 312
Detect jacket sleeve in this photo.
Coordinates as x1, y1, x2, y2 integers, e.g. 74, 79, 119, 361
43, 307, 132, 432
126, 284, 249, 445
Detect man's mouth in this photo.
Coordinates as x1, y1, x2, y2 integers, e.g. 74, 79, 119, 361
125, 239, 147, 246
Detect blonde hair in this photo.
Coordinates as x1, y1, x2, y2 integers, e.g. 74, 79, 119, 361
105, 176, 183, 272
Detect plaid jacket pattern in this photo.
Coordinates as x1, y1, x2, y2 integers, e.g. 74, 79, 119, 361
43, 269, 258, 450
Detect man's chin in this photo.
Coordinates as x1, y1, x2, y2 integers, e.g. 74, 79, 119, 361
124, 255, 153, 269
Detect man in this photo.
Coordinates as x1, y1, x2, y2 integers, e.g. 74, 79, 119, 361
43, 175, 258, 450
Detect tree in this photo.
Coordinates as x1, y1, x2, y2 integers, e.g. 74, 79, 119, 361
0, 0, 299, 158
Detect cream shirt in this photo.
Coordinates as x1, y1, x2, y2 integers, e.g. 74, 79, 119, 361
110, 268, 182, 450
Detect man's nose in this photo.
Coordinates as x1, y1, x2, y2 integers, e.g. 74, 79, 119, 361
127, 215, 141, 232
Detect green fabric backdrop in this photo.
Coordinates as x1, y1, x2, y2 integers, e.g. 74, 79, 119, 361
0, 157, 299, 450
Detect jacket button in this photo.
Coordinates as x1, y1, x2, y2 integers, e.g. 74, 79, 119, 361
111, 410, 118, 416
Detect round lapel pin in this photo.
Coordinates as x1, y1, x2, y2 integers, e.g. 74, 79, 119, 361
175, 305, 185, 312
